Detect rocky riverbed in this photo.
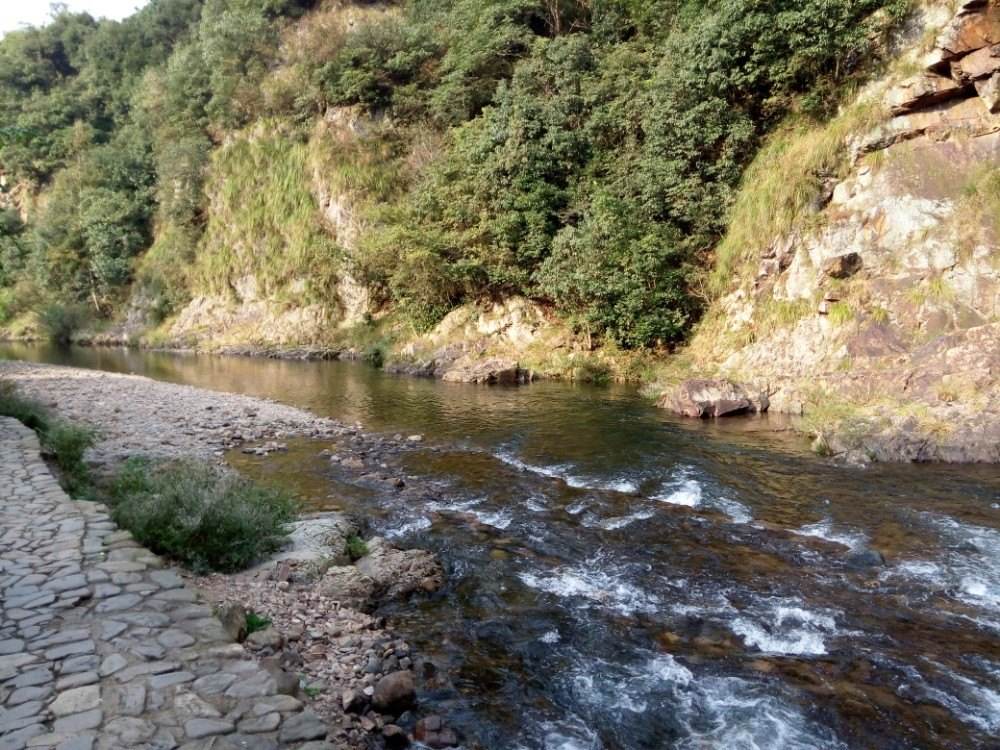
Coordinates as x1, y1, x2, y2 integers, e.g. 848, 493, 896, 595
0, 360, 460, 749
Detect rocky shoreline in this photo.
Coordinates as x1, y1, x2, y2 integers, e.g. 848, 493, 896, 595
0, 360, 462, 749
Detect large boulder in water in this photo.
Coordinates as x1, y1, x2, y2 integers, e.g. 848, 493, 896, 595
659, 379, 769, 418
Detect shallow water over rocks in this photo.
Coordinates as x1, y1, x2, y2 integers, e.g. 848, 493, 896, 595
3, 343, 999, 749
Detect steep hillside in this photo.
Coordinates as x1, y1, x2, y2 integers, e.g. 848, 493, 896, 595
663, 0, 1000, 462
2, 0, 997, 462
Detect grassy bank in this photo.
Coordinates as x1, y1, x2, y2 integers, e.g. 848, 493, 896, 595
0, 381, 95, 496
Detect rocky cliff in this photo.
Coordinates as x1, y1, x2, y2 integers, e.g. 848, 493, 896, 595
664, 0, 1000, 463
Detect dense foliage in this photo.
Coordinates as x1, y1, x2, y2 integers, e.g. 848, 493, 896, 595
110, 457, 297, 572
0, 0, 910, 347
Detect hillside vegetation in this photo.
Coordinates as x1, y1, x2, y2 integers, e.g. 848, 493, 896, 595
0, 0, 912, 350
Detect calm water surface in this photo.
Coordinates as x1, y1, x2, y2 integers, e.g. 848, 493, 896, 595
3, 343, 999, 750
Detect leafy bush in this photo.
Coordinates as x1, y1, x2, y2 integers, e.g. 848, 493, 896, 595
109, 458, 298, 573
38, 303, 88, 344
0, 382, 94, 495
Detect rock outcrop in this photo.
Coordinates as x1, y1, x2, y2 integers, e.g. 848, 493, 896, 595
674, 0, 1000, 462
318, 537, 443, 611
660, 379, 769, 418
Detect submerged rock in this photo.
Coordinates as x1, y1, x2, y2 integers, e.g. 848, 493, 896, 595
659, 379, 769, 418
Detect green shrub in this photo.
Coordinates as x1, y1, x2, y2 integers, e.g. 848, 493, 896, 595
109, 458, 298, 573
38, 303, 88, 344
346, 534, 369, 561
0, 381, 94, 496
245, 611, 272, 634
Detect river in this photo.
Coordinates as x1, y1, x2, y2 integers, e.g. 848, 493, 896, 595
2, 343, 999, 750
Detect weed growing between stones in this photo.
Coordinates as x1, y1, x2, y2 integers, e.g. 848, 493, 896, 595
346, 534, 369, 561
245, 610, 272, 635
0, 380, 94, 496
109, 457, 298, 573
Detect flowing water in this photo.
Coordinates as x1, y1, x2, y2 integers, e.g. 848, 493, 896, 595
3, 343, 999, 750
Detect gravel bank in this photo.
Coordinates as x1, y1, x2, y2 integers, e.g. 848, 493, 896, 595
0, 360, 346, 469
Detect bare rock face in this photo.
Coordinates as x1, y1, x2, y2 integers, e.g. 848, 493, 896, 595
821, 252, 863, 279
353, 538, 444, 600
659, 379, 769, 419
440, 357, 528, 385
216, 602, 248, 643
317, 538, 443, 611
317, 566, 378, 611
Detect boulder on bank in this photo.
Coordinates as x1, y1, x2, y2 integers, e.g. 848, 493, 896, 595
317, 537, 443, 610
354, 538, 443, 599
274, 512, 359, 566
659, 379, 769, 418
441, 357, 528, 385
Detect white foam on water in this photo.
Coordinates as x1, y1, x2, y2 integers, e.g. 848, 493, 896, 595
794, 518, 867, 551
582, 507, 655, 531
566, 653, 844, 750
384, 515, 432, 539
887, 514, 1000, 613
566, 500, 589, 515
655, 478, 703, 507
524, 495, 548, 512
518, 558, 661, 615
470, 508, 513, 530
494, 448, 639, 494
904, 662, 1000, 735
715, 497, 753, 524
675, 676, 848, 750
540, 630, 561, 644
730, 601, 839, 656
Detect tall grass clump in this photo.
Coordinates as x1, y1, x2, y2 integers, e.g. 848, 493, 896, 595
0, 381, 94, 495
195, 129, 341, 302
109, 458, 297, 573
709, 101, 885, 296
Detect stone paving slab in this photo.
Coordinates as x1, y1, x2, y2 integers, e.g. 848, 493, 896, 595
0, 418, 336, 750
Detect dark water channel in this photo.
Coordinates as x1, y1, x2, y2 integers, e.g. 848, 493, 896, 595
3, 344, 999, 750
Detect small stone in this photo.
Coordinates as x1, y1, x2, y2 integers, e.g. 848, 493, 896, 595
383, 724, 409, 749
238, 712, 280, 733
157, 629, 195, 649
45, 640, 95, 660
99, 653, 128, 677
148, 671, 195, 689
50, 685, 100, 716
216, 602, 247, 642
94, 593, 142, 613
193, 672, 238, 696
8, 686, 53, 705
244, 628, 283, 651
53, 708, 102, 733
373, 671, 416, 714
55, 671, 98, 690
278, 710, 328, 743
341, 689, 367, 714
184, 718, 235, 739
251, 695, 301, 714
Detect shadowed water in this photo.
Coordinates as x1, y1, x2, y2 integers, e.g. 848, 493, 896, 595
4, 343, 999, 749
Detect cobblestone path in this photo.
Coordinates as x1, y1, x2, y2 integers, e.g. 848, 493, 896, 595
0, 418, 335, 750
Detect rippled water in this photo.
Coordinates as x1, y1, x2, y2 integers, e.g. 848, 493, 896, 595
3, 343, 999, 749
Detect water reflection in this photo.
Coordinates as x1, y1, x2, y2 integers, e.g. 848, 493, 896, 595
3, 343, 1000, 749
